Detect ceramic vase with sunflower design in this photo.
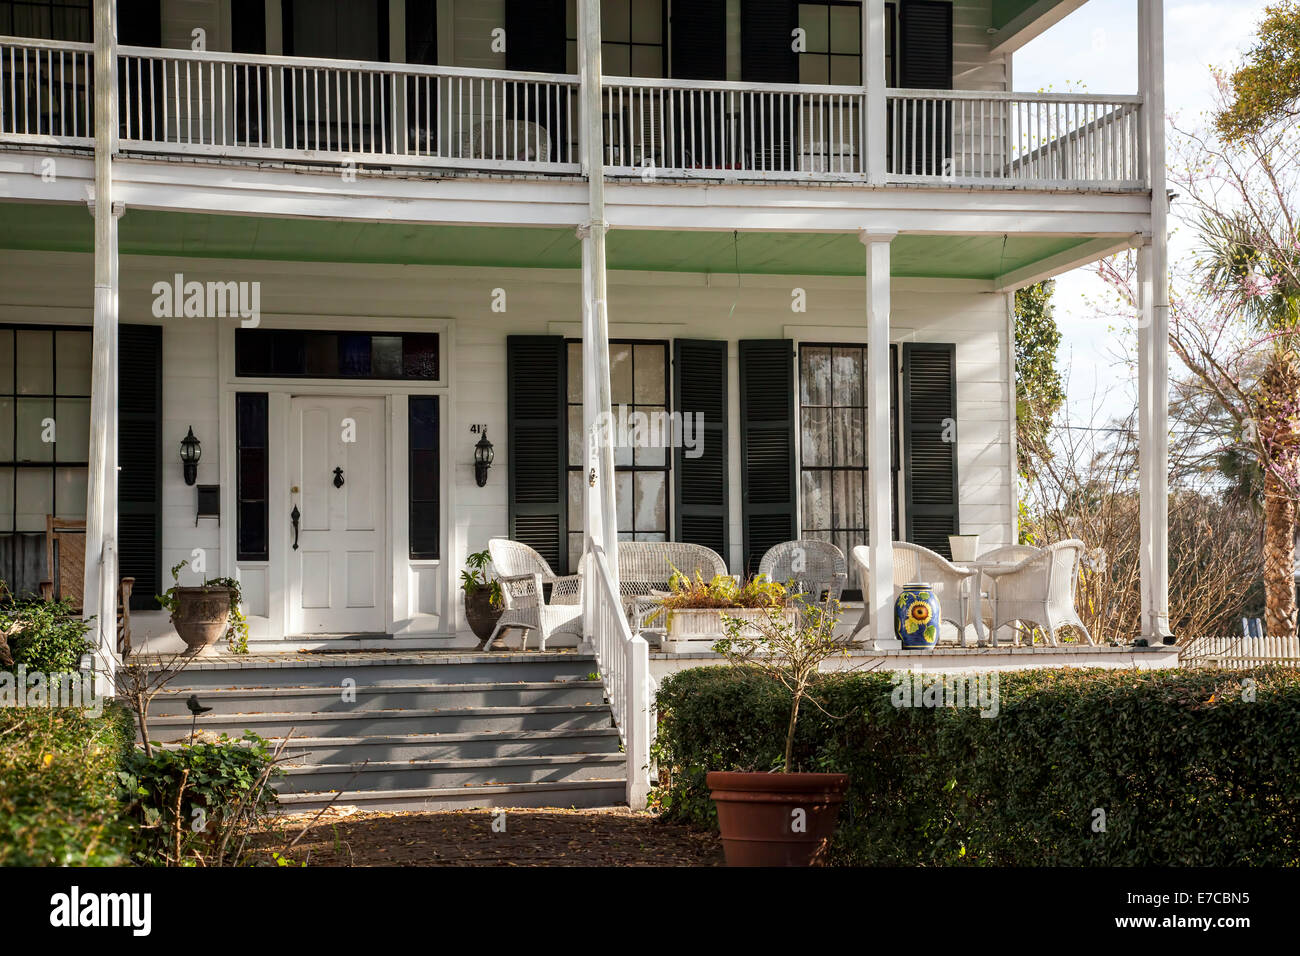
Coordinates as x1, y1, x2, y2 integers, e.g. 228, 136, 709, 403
895, 583, 941, 648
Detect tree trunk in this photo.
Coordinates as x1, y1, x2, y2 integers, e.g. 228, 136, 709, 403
1262, 467, 1297, 637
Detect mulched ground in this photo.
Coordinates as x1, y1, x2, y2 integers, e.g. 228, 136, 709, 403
256, 806, 723, 867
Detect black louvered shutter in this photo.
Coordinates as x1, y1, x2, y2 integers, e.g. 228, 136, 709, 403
895, 0, 953, 176
739, 340, 796, 574
903, 342, 959, 559
507, 336, 568, 572
505, 0, 568, 160
672, 0, 726, 80
118, 324, 162, 610
673, 339, 729, 563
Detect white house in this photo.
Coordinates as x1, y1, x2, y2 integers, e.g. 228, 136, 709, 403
0, 0, 1177, 805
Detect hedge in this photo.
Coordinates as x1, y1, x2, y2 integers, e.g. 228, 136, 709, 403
0, 701, 136, 866
652, 666, 1300, 865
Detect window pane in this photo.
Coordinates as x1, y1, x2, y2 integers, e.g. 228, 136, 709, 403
305, 333, 339, 377
568, 470, 584, 531
567, 342, 583, 402
0, 467, 11, 531
833, 407, 863, 467
568, 533, 584, 575
16, 468, 52, 531
633, 344, 665, 403
830, 54, 860, 86
54, 397, 90, 462
632, 0, 662, 43
800, 54, 828, 85
16, 330, 53, 394
602, 42, 631, 76
609, 343, 633, 404
55, 330, 91, 395
832, 347, 863, 406
0, 329, 12, 394
568, 404, 584, 466
602, 0, 631, 42
339, 334, 372, 376
631, 44, 662, 78
801, 406, 830, 466
408, 396, 440, 558
402, 333, 439, 379
830, 5, 861, 54
832, 469, 864, 531
615, 470, 633, 530
635, 469, 666, 533
372, 335, 403, 378
633, 406, 666, 466
0, 398, 12, 460
801, 469, 831, 530
54, 466, 87, 518
801, 346, 831, 405
16, 398, 54, 462
799, 4, 829, 53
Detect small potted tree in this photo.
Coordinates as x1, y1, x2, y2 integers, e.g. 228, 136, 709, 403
706, 600, 851, 866
461, 549, 504, 649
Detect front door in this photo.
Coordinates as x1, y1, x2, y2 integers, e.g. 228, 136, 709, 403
289, 396, 387, 634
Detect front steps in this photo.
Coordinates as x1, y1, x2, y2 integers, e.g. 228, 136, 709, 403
146, 651, 627, 811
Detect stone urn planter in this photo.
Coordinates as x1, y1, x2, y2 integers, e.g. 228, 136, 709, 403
706, 770, 850, 866
464, 588, 504, 644
661, 607, 798, 654
170, 586, 234, 656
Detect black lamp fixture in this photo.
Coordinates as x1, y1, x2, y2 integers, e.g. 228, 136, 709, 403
474, 430, 494, 487
180, 426, 202, 486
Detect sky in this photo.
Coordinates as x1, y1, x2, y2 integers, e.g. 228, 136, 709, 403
1012, 0, 1274, 425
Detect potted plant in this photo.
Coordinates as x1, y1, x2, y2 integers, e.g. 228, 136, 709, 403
652, 571, 796, 653
461, 549, 504, 649
706, 600, 851, 866
157, 561, 250, 656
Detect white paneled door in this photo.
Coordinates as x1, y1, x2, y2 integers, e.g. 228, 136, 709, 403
289, 396, 387, 634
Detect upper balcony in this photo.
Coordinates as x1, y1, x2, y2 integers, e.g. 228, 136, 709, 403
0, 0, 1148, 197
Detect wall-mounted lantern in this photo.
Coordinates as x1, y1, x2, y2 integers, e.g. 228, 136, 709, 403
180, 426, 202, 486
474, 430, 494, 488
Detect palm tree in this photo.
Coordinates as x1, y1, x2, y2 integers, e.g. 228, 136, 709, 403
1199, 211, 1300, 637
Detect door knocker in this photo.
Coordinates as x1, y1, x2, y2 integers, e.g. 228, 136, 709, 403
333, 467, 345, 488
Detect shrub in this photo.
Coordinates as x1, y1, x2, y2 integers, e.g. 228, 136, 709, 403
653, 665, 1300, 865
118, 732, 283, 866
0, 701, 135, 866
0, 596, 94, 675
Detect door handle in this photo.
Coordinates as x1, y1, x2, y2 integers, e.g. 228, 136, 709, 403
333, 466, 345, 488
290, 505, 300, 551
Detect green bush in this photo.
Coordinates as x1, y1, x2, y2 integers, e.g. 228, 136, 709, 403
118, 733, 282, 866
653, 665, 1300, 865
0, 701, 135, 866
0, 596, 94, 675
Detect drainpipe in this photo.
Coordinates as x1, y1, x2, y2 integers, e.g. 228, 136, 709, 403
85, 0, 121, 693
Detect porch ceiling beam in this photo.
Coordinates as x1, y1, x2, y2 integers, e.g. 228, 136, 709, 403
988, 0, 1090, 57
991, 235, 1139, 291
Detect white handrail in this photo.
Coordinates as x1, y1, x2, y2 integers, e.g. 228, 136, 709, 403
588, 543, 651, 810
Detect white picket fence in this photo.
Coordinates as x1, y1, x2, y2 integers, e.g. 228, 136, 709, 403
1180, 634, 1300, 668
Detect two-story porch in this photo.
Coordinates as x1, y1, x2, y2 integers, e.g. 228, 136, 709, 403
0, 0, 1178, 808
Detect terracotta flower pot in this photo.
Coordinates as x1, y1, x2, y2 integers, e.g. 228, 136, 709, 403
707, 770, 849, 866
464, 588, 504, 642
171, 586, 234, 656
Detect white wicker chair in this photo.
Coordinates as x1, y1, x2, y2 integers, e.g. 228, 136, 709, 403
758, 539, 847, 615
484, 538, 583, 651
974, 544, 1042, 642
849, 542, 980, 645
982, 539, 1092, 646
618, 541, 729, 637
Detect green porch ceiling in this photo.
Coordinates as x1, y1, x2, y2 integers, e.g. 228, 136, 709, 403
0, 202, 1094, 281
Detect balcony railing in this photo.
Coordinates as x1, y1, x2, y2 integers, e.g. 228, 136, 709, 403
0, 36, 1147, 190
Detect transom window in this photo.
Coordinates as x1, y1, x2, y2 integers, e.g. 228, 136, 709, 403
565, 0, 666, 78
798, 343, 897, 596
0, 326, 91, 533
565, 340, 669, 571
235, 329, 438, 381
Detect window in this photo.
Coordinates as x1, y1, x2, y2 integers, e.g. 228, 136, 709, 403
408, 396, 439, 559
235, 329, 438, 381
235, 392, 268, 561
798, 343, 897, 597
798, 1, 861, 85
0, 326, 91, 533
0, 0, 90, 41
565, 340, 669, 570
565, 0, 666, 77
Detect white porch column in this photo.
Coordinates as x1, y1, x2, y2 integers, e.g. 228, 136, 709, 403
85, 0, 120, 687
1138, 0, 1172, 642
863, 0, 887, 183
578, 0, 618, 585
861, 229, 898, 649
